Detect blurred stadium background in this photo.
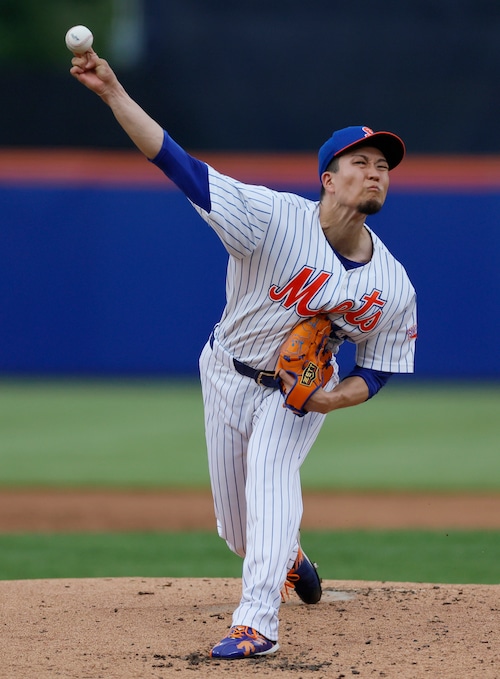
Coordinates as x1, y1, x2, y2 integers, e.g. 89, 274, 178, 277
1, 1, 499, 584
1, 0, 500, 381
3, 0, 500, 153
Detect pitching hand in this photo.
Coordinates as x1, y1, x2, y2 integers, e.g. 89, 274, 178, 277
70, 50, 119, 98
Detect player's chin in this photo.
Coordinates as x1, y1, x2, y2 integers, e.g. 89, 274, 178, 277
357, 198, 383, 216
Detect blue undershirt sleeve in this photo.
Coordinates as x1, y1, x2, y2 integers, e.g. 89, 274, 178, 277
150, 130, 211, 212
344, 366, 393, 400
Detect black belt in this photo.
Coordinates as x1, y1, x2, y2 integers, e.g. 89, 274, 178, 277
209, 332, 280, 389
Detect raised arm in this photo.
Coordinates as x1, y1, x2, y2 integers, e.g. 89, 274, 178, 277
69, 50, 164, 159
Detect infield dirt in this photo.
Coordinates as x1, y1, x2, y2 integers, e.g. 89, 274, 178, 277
1, 489, 499, 678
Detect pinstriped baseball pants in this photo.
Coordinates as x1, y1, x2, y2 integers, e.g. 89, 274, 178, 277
199, 338, 338, 641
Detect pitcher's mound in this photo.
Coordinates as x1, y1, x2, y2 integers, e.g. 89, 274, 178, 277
1, 577, 498, 678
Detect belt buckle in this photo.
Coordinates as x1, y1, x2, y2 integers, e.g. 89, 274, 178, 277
256, 370, 274, 387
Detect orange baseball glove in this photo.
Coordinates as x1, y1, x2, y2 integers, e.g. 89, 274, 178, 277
275, 314, 334, 417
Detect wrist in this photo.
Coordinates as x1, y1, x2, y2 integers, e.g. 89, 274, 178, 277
321, 387, 346, 413
100, 80, 127, 107
304, 387, 338, 415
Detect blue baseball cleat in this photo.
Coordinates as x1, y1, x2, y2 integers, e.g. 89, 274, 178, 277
282, 547, 322, 604
210, 625, 279, 659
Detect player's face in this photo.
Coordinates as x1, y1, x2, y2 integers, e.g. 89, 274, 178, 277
331, 147, 390, 215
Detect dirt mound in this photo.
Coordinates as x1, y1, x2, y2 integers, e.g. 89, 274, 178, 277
1, 577, 498, 678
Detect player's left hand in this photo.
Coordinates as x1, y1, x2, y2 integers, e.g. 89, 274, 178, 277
277, 369, 331, 414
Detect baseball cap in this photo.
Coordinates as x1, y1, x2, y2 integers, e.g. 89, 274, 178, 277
318, 125, 405, 178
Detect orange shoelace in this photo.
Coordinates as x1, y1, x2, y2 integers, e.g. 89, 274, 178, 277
280, 551, 303, 601
281, 577, 297, 601
226, 626, 260, 640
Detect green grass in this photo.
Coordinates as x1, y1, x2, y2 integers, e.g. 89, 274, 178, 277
1, 530, 498, 584
303, 381, 500, 490
0, 379, 209, 487
0, 379, 499, 491
1, 379, 499, 586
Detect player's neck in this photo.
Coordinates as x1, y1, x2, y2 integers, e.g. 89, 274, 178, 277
319, 205, 372, 263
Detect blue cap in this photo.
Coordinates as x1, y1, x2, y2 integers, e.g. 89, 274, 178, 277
318, 125, 405, 178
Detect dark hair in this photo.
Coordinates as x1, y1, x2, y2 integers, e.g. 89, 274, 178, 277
319, 156, 340, 200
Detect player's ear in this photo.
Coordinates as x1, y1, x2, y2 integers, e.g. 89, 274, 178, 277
321, 171, 336, 194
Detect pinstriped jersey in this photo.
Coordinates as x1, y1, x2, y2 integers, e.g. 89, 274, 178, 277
192, 166, 416, 374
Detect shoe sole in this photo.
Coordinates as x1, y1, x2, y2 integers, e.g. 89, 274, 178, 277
211, 642, 280, 660
254, 642, 280, 656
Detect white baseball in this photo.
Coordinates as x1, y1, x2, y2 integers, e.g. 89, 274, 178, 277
65, 25, 93, 54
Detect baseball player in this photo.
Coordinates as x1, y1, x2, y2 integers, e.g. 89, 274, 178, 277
70, 50, 416, 660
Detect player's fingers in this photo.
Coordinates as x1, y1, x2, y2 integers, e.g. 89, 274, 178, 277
71, 50, 99, 70
278, 369, 293, 393
70, 55, 88, 70
83, 48, 100, 67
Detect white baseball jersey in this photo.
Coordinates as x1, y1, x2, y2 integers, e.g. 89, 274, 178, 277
193, 166, 416, 374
